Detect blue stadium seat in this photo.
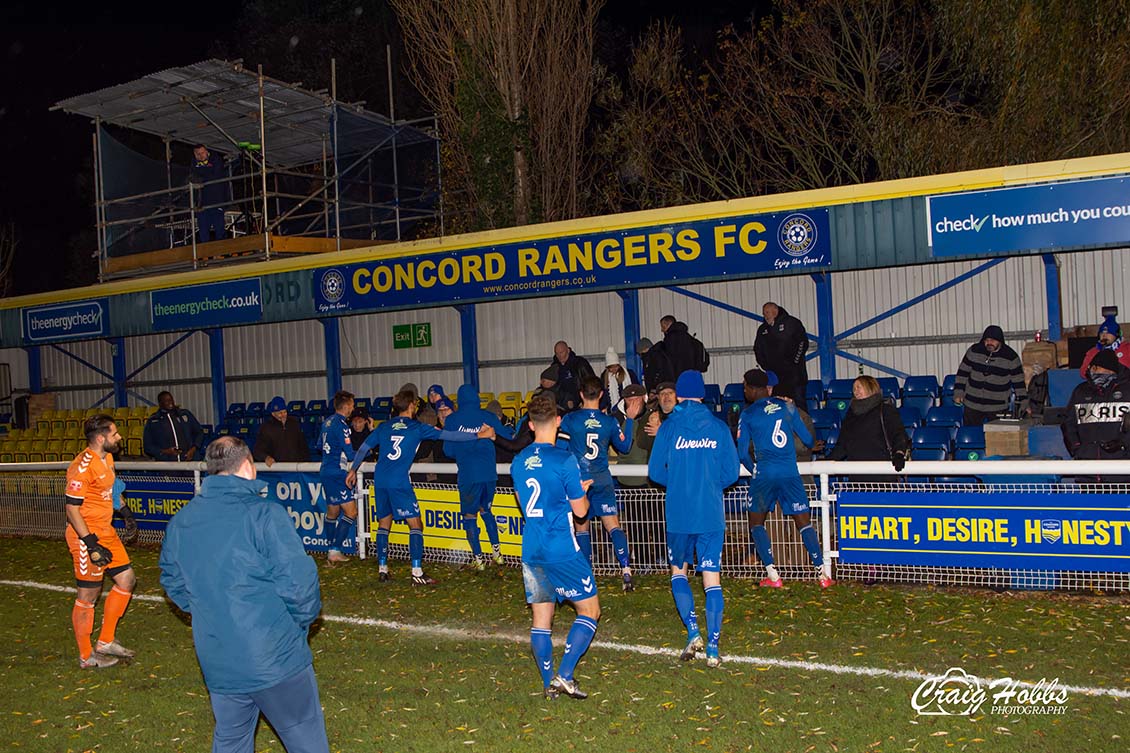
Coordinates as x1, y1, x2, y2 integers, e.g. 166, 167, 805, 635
246, 401, 266, 418
809, 408, 841, 430
306, 399, 328, 417
287, 400, 306, 417
806, 379, 825, 404
722, 383, 745, 414
898, 406, 923, 429
372, 397, 393, 420
913, 427, 953, 451
903, 375, 940, 398
225, 402, 246, 421
940, 374, 958, 406
925, 405, 963, 429
703, 383, 722, 406
954, 426, 986, 461
877, 377, 900, 401
901, 395, 935, 417
911, 447, 948, 462
354, 397, 371, 412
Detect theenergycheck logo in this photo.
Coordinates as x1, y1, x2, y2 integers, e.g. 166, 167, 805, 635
934, 214, 991, 234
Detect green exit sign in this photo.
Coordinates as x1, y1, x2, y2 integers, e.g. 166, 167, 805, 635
393, 322, 432, 349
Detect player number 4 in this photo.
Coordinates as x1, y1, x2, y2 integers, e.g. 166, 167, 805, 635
524, 478, 543, 518
771, 419, 788, 449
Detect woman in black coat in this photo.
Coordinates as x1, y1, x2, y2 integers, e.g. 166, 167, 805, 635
828, 376, 911, 475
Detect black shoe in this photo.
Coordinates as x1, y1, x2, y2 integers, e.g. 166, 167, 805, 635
550, 675, 588, 700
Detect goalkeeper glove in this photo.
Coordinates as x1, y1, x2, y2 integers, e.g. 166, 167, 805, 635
891, 451, 907, 472
114, 506, 139, 546
80, 534, 114, 567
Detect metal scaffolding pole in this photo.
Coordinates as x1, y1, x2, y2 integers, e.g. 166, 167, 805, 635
331, 58, 342, 252
321, 135, 330, 237
258, 64, 271, 259
93, 120, 107, 281
164, 138, 174, 248
387, 45, 402, 242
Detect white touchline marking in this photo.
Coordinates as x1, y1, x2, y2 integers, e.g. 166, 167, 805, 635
3, 578, 1126, 700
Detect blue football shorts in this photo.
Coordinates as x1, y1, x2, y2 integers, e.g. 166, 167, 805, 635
745, 476, 810, 515
522, 552, 598, 604
458, 482, 496, 515
666, 530, 724, 572
585, 475, 618, 519
372, 486, 420, 521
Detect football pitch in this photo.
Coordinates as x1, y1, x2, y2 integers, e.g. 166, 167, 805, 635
0, 538, 1125, 753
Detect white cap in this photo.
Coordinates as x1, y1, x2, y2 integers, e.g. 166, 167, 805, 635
605, 346, 620, 368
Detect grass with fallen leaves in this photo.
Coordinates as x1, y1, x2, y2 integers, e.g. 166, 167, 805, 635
0, 537, 1126, 753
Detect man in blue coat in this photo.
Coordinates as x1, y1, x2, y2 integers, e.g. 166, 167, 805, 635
143, 391, 204, 461
159, 437, 328, 753
444, 384, 515, 570
648, 370, 739, 668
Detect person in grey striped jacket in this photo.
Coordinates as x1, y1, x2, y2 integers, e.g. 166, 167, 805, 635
953, 325, 1028, 426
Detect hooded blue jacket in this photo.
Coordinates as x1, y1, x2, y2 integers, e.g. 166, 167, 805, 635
159, 474, 321, 695
443, 384, 515, 484
648, 400, 740, 534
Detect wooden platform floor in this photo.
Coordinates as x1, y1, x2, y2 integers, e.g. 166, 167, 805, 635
104, 234, 374, 275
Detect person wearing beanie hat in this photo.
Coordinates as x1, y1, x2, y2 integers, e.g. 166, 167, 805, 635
648, 370, 739, 668
1064, 346, 1130, 479
953, 325, 1027, 426
600, 347, 641, 419
252, 396, 308, 466
637, 337, 675, 393
1079, 314, 1130, 378
737, 367, 831, 590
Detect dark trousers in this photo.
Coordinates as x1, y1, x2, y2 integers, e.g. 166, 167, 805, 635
196, 207, 228, 243
210, 664, 329, 753
962, 406, 999, 427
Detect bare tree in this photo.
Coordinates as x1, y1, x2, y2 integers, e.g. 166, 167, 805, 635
0, 223, 16, 298
391, 0, 603, 228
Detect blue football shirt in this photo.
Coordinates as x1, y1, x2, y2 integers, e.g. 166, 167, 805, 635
511, 443, 585, 564
559, 408, 633, 478
736, 398, 813, 478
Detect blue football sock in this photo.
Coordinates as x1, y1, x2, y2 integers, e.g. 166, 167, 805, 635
575, 530, 592, 563
335, 515, 356, 552
462, 516, 483, 556
409, 529, 424, 569
751, 525, 774, 565
608, 527, 631, 569
326, 516, 340, 551
799, 525, 824, 567
376, 528, 390, 566
704, 585, 724, 651
480, 510, 501, 548
530, 628, 554, 688
558, 615, 598, 680
670, 574, 700, 639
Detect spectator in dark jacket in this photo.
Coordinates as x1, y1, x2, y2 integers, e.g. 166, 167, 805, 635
252, 396, 309, 466
659, 316, 704, 376
754, 302, 809, 406
189, 144, 229, 243
828, 376, 910, 472
143, 391, 204, 461
953, 325, 1027, 426
1063, 350, 1130, 482
600, 346, 641, 418
550, 341, 595, 412
349, 407, 377, 463
159, 437, 327, 753
637, 338, 674, 393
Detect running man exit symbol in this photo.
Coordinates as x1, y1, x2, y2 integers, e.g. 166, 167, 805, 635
412, 322, 432, 348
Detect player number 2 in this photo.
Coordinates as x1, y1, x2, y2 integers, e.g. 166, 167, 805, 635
524, 478, 543, 518
584, 433, 599, 460
772, 419, 788, 449
387, 435, 404, 460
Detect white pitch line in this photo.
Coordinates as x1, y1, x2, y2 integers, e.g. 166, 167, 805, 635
3, 579, 1126, 700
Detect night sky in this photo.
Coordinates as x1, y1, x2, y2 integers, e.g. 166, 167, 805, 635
0, 1, 756, 297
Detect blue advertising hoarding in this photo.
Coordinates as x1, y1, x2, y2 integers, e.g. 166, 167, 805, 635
928, 175, 1130, 257
836, 492, 1130, 572
150, 278, 263, 331
22, 298, 110, 344
314, 208, 831, 313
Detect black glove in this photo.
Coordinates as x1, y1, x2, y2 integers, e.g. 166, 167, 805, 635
81, 534, 114, 567
115, 506, 139, 546
891, 451, 907, 472
1099, 439, 1126, 455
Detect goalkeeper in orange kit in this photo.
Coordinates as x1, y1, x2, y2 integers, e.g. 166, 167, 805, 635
64, 415, 137, 668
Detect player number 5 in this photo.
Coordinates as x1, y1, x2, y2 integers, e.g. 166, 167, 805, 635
772, 419, 788, 449
584, 433, 599, 460
524, 478, 543, 518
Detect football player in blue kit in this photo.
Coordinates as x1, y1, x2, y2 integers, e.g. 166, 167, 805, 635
737, 369, 832, 589
444, 384, 516, 570
511, 394, 600, 700
558, 377, 642, 590
320, 391, 359, 563
648, 371, 739, 668
347, 389, 490, 585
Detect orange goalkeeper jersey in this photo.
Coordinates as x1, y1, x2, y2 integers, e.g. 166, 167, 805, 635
65, 448, 116, 530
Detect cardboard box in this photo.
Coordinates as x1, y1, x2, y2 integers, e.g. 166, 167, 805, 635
984, 419, 1035, 457
1021, 341, 1058, 386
